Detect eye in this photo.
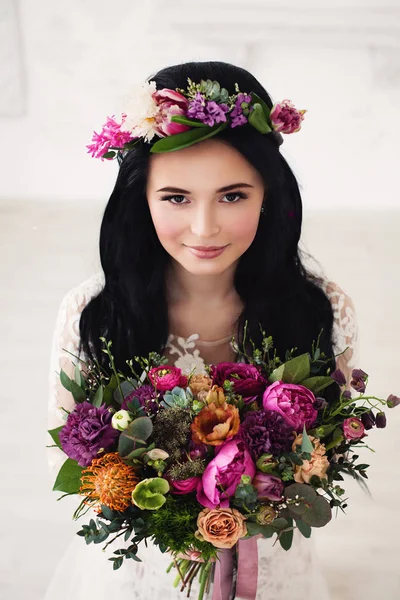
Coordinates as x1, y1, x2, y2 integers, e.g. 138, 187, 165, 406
221, 192, 248, 203
160, 194, 188, 205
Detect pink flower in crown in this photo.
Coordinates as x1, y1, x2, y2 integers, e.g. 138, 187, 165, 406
152, 88, 191, 136
86, 114, 135, 160
270, 99, 307, 134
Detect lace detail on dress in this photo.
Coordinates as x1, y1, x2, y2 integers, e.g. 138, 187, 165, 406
319, 279, 359, 387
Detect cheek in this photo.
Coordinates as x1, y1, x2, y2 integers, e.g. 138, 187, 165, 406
228, 211, 260, 245
151, 207, 184, 243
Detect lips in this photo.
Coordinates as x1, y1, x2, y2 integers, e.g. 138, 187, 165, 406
188, 245, 227, 251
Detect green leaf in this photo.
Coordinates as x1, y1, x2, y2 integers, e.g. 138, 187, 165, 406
53, 458, 83, 494
300, 376, 335, 394
70, 380, 86, 403
268, 364, 285, 383
248, 103, 272, 134
124, 417, 153, 442
102, 151, 116, 160
150, 123, 228, 153
74, 365, 83, 389
48, 426, 63, 449
282, 354, 310, 384
60, 369, 72, 392
250, 92, 272, 121
279, 528, 294, 551
296, 519, 312, 538
92, 386, 104, 408
245, 521, 275, 538
301, 425, 314, 454
309, 423, 337, 439
302, 495, 332, 528
170, 115, 207, 128
103, 374, 119, 406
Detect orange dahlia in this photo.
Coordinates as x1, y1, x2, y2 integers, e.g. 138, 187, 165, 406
80, 452, 140, 512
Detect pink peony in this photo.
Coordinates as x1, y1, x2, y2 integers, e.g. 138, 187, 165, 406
168, 476, 201, 495
270, 99, 306, 134
253, 472, 284, 501
148, 366, 188, 392
343, 417, 365, 440
196, 439, 256, 509
152, 88, 190, 137
262, 381, 318, 431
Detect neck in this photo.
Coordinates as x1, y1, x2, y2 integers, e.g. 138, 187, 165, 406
165, 259, 240, 307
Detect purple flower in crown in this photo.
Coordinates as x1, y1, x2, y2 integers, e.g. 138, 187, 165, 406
203, 101, 229, 126
187, 92, 207, 121
230, 93, 252, 128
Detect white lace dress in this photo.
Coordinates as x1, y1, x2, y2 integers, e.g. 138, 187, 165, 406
45, 272, 358, 600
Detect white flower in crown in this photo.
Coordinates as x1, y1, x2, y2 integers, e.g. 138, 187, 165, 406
120, 80, 161, 142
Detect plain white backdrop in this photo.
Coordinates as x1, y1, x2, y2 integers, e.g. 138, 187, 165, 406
1, 1, 399, 598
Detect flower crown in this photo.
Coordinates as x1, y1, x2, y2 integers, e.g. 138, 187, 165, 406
87, 78, 307, 161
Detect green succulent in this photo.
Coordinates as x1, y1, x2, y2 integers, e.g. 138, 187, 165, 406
161, 386, 193, 409
131, 477, 170, 510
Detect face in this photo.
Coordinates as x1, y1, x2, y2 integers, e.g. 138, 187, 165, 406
146, 139, 265, 276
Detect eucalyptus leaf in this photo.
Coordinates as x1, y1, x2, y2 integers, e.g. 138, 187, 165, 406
301, 376, 335, 394
53, 458, 83, 494
282, 354, 310, 384
279, 528, 294, 551
296, 519, 312, 538
245, 521, 275, 538
124, 417, 153, 442
302, 495, 332, 528
150, 123, 227, 154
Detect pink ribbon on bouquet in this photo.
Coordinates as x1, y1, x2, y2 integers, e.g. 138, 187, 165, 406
212, 537, 258, 600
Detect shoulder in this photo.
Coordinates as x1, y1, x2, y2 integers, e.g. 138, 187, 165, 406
58, 271, 105, 315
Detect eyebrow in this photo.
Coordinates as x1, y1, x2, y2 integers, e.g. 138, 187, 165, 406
156, 182, 255, 194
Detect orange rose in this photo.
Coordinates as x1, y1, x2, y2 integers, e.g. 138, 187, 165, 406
191, 402, 240, 446
196, 508, 247, 549
292, 434, 329, 484
189, 374, 213, 396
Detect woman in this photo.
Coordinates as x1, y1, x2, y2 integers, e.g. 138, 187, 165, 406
47, 61, 358, 599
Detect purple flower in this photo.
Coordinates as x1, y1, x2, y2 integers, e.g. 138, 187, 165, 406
350, 369, 368, 393
59, 402, 118, 467
330, 369, 347, 386
253, 473, 284, 501
122, 384, 159, 415
229, 93, 252, 128
237, 409, 294, 459
375, 412, 387, 428
387, 394, 400, 408
361, 410, 376, 430
187, 92, 207, 121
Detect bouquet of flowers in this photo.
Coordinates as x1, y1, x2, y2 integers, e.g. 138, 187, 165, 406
49, 326, 399, 600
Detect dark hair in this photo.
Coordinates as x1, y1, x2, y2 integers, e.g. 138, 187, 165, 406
79, 60, 337, 398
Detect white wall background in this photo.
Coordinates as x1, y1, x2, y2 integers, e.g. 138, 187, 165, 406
0, 0, 399, 207
1, 1, 400, 599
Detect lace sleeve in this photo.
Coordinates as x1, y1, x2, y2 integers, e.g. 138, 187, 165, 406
320, 280, 359, 388
47, 273, 105, 478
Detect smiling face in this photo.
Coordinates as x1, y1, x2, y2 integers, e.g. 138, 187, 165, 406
146, 138, 265, 277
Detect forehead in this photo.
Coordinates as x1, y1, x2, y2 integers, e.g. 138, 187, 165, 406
146, 139, 262, 190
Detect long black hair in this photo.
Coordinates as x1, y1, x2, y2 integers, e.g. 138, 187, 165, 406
79, 60, 337, 390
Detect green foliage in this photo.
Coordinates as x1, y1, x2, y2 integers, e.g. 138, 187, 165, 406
53, 458, 83, 494
150, 123, 228, 154
147, 495, 218, 562
232, 479, 258, 512
48, 426, 63, 449
131, 478, 170, 510
285, 483, 332, 527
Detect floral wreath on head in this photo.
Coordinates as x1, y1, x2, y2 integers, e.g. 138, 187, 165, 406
87, 78, 307, 162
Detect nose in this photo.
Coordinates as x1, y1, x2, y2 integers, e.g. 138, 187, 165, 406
190, 204, 220, 238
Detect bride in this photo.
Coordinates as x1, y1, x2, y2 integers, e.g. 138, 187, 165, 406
46, 60, 358, 599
